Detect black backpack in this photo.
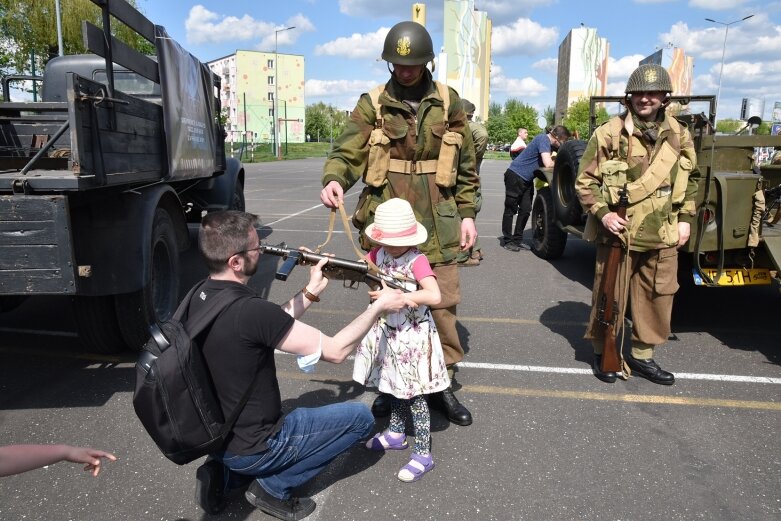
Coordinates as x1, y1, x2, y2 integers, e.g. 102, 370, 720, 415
133, 281, 256, 465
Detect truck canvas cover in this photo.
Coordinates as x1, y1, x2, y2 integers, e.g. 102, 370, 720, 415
155, 26, 216, 180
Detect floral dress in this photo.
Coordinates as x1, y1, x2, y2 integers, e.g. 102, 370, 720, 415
353, 247, 450, 399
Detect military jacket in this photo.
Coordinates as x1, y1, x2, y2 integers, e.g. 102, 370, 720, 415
575, 112, 699, 252
469, 121, 489, 167
322, 72, 479, 264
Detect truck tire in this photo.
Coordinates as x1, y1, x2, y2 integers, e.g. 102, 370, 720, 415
72, 296, 127, 353
531, 187, 568, 260
231, 179, 245, 211
115, 208, 180, 351
551, 139, 587, 226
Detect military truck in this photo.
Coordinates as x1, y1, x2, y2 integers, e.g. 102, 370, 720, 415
0, 0, 244, 352
530, 95, 781, 290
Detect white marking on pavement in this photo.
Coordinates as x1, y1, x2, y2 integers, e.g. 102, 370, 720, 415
456, 361, 781, 384
265, 192, 358, 226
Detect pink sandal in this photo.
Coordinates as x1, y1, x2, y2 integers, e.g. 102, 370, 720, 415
365, 431, 408, 451
397, 453, 435, 482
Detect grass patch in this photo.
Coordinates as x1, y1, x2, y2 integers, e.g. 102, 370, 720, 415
227, 142, 333, 162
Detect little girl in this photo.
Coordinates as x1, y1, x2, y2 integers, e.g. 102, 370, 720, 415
353, 198, 450, 483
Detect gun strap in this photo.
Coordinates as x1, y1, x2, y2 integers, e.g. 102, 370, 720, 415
316, 204, 381, 273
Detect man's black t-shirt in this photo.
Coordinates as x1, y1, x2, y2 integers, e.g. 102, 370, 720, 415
189, 279, 294, 455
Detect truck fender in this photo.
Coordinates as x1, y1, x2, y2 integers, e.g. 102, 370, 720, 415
192, 158, 245, 213
71, 185, 188, 296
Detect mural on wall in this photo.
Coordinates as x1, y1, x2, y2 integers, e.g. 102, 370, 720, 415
441, 0, 490, 119
569, 27, 609, 103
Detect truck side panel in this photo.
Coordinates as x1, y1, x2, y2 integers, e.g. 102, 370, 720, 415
70, 74, 165, 180
0, 195, 76, 294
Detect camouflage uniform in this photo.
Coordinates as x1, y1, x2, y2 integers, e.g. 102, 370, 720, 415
322, 69, 479, 366
576, 112, 699, 359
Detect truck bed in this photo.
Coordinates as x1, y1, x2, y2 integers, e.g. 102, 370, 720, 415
0, 74, 165, 193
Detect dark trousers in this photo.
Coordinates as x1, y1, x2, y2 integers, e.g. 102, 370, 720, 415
502, 169, 534, 244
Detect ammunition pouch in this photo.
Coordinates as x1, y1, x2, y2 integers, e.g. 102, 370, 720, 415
366, 128, 391, 187
599, 159, 629, 205
435, 130, 463, 188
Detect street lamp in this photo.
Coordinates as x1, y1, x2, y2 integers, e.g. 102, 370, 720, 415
55, 0, 64, 56
705, 14, 753, 118
275, 26, 295, 160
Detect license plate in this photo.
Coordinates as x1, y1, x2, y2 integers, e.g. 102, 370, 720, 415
692, 268, 772, 286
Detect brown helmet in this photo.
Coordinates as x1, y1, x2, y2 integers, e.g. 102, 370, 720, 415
625, 63, 673, 94
382, 21, 435, 66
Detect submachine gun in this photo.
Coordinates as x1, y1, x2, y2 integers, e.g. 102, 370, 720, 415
596, 186, 629, 374
261, 243, 412, 292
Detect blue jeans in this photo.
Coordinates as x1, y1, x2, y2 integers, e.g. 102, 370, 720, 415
216, 402, 373, 500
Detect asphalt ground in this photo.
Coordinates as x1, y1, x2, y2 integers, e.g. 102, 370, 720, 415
0, 158, 779, 521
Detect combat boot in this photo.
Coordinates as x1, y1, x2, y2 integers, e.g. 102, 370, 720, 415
627, 356, 675, 385
371, 393, 391, 417
430, 388, 472, 426
591, 354, 617, 383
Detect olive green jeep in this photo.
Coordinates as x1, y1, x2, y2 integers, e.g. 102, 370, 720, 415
531, 95, 781, 290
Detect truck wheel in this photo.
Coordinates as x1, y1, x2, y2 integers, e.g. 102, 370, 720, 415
72, 296, 127, 353
551, 139, 587, 226
115, 208, 180, 351
531, 187, 568, 260
231, 179, 245, 211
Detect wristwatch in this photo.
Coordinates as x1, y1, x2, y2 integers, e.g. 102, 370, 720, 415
301, 287, 320, 302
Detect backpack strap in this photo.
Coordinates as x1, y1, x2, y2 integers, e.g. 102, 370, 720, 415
180, 281, 260, 438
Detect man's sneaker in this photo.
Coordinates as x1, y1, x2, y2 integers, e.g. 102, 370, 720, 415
503, 242, 522, 252
195, 459, 227, 514
245, 480, 316, 521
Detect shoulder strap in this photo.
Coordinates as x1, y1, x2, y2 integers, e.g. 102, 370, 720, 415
433, 81, 450, 127
181, 282, 258, 435
180, 282, 250, 339
368, 85, 385, 129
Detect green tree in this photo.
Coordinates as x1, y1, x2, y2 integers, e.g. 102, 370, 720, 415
543, 106, 555, 129
305, 102, 349, 143
562, 97, 609, 140
0, 0, 153, 77
485, 99, 543, 147
715, 118, 771, 135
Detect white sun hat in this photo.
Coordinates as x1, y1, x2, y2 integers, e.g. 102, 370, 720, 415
364, 198, 428, 247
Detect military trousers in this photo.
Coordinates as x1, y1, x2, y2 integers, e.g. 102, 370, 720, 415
430, 263, 464, 367
585, 244, 679, 359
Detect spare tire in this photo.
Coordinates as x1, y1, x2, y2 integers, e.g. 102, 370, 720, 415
551, 139, 587, 226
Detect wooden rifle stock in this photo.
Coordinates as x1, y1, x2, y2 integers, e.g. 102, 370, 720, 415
597, 186, 628, 373
260, 243, 411, 293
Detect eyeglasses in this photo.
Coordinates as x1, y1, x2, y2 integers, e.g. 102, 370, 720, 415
227, 244, 263, 261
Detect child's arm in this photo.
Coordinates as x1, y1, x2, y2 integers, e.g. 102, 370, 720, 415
0, 444, 117, 477
368, 275, 440, 307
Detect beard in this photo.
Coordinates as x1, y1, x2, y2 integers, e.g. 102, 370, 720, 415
242, 256, 258, 277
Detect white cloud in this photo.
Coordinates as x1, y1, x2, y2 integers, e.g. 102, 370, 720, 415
608, 54, 646, 83
662, 16, 780, 62
688, 0, 747, 9
314, 28, 390, 60
185, 5, 313, 48
490, 64, 547, 97
338, 0, 407, 18
492, 18, 559, 56
532, 57, 558, 74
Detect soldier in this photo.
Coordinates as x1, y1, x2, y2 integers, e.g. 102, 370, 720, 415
320, 20, 478, 426
458, 98, 486, 266
576, 63, 699, 385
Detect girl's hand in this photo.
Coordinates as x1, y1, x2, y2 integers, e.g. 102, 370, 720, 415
369, 281, 417, 309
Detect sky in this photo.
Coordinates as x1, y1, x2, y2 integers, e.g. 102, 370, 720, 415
135, 0, 781, 121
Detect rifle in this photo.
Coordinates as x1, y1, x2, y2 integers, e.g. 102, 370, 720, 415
596, 186, 629, 373
260, 243, 412, 293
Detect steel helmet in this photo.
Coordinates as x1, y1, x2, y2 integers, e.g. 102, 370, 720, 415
382, 21, 435, 66
625, 64, 673, 94
461, 99, 476, 116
